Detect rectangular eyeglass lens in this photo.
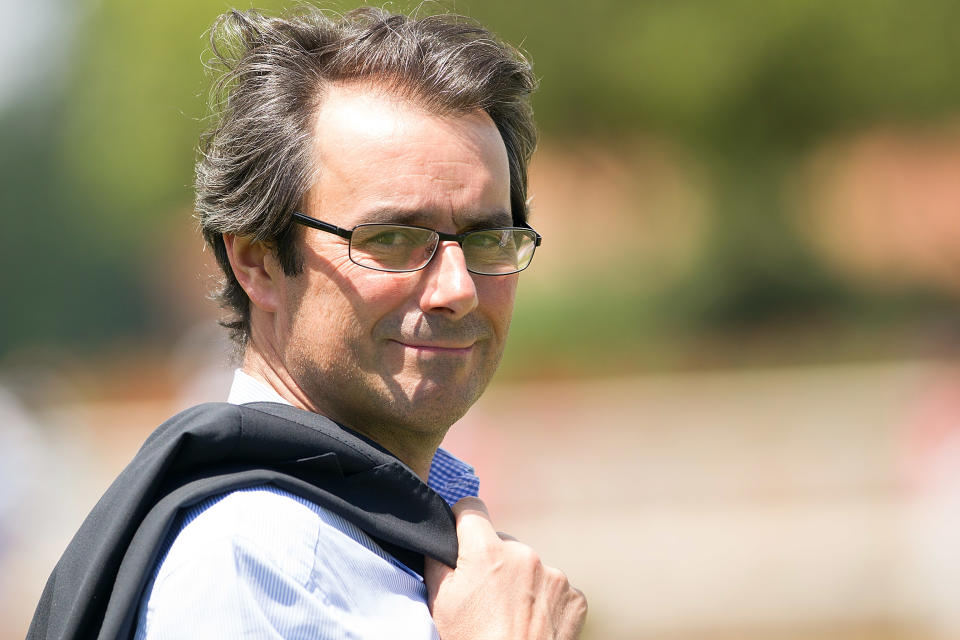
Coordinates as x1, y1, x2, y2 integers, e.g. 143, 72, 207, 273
350, 225, 437, 270
464, 229, 535, 274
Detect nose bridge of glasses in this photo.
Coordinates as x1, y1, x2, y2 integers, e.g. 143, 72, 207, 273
434, 229, 468, 246
432, 236, 470, 269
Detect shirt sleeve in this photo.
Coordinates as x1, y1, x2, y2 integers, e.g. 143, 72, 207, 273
135, 532, 343, 639
134, 493, 346, 639
134, 486, 438, 640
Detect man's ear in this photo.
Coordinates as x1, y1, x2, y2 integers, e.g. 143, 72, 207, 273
222, 234, 282, 313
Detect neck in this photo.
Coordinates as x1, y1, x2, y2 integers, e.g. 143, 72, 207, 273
240, 341, 440, 480
240, 341, 318, 412
349, 426, 442, 481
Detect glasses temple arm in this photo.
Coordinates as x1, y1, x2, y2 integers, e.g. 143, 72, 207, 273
291, 212, 353, 240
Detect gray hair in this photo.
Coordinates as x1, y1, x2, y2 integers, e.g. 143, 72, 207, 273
195, 5, 538, 345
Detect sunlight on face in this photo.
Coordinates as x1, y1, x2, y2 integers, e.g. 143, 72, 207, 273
275, 84, 516, 440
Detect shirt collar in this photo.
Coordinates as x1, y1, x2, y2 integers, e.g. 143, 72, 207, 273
226, 369, 293, 406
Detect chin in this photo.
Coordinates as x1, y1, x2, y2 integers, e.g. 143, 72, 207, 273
384, 378, 485, 428
399, 406, 473, 435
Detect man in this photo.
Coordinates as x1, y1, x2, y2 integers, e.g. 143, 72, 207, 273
29, 6, 586, 639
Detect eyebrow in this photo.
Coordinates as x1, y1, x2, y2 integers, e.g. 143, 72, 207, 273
357, 208, 513, 228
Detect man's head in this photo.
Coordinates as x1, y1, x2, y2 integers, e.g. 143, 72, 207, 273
196, 6, 538, 446
196, 6, 538, 345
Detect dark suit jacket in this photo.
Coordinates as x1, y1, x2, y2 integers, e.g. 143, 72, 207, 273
27, 402, 459, 640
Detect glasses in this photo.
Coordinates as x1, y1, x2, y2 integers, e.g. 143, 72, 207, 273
291, 212, 542, 275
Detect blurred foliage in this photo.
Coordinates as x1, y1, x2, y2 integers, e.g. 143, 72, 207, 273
1, 0, 959, 366
469, 0, 960, 149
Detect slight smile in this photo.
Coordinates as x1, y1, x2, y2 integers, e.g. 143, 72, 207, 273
390, 340, 476, 354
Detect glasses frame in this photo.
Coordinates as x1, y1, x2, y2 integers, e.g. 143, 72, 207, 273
291, 211, 542, 275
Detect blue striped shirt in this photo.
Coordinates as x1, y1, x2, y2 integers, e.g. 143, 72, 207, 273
134, 371, 478, 639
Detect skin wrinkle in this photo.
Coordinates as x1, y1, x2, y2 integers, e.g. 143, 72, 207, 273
339, 207, 512, 229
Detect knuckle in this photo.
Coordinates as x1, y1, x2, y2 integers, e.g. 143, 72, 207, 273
506, 541, 542, 569
544, 565, 569, 586
572, 588, 588, 612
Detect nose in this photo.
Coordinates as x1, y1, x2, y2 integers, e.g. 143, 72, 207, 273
419, 241, 479, 319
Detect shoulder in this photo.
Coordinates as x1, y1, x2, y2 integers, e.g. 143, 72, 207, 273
136, 485, 435, 639
156, 485, 386, 585
149, 485, 431, 595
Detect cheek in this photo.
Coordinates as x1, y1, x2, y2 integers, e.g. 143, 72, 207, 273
477, 276, 518, 335
325, 268, 422, 346
345, 268, 421, 312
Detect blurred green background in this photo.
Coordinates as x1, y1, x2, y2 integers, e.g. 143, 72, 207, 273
3, 0, 958, 382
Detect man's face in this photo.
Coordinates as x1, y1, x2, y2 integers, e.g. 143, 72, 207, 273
270, 84, 516, 439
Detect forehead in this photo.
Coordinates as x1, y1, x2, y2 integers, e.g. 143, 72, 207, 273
305, 83, 511, 228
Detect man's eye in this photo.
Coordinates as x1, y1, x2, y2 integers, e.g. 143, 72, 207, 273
472, 234, 498, 247
365, 229, 417, 246
468, 231, 511, 250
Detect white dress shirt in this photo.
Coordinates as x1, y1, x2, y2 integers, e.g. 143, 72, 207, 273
134, 370, 479, 639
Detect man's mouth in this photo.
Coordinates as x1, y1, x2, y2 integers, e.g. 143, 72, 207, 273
390, 339, 476, 354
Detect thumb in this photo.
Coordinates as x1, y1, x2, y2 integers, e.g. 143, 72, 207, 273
423, 554, 454, 611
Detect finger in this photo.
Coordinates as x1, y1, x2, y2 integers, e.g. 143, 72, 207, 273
561, 587, 589, 640
451, 495, 490, 519
451, 497, 501, 554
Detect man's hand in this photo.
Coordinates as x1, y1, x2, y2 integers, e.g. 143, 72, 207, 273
424, 497, 587, 639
